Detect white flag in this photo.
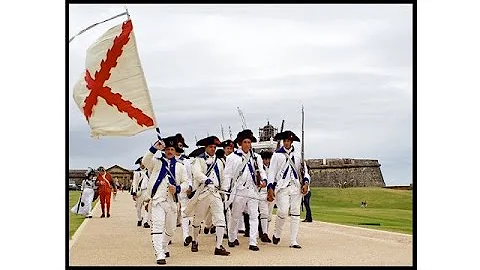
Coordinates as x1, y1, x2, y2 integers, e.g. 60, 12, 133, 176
73, 19, 156, 138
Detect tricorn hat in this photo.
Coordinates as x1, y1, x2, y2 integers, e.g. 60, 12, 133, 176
188, 147, 205, 158
135, 157, 143, 165
175, 133, 189, 148
196, 136, 222, 147
215, 148, 226, 159
234, 129, 257, 145
220, 139, 237, 149
274, 130, 300, 142
260, 150, 273, 160
163, 136, 184, 153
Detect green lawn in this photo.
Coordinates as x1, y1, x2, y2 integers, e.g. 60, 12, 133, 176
298, 187, 413, 234
69, 191, 98, 239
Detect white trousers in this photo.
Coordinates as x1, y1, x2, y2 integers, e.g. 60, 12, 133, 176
178, 193, 191, 241
228, 187, 259, 246
191, 192, 226, 249
273, 185, 302, 246
135, 191, 151, 223
258, 190, 269, 234
151, 199, 177, 260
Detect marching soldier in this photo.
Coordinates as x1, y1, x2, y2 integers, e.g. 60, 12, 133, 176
223, 129, 267, 251
267, 130, 311, 249
143, 136, 189, 265
174, 133, 194, 246
258, 150, 273, 242
131, 157, 151, 228
185, 135, 230, 256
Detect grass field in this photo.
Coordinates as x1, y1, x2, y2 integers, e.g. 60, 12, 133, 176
298, 187, 413, 234
69, 191, 98, 239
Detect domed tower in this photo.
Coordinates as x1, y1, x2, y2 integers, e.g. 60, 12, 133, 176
258, 121, 278, 142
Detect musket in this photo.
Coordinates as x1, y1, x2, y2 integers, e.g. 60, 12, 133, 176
276, 119, 285, 150
300, 106, 305, 180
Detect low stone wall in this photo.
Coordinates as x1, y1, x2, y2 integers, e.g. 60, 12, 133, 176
306, 158, 385, 187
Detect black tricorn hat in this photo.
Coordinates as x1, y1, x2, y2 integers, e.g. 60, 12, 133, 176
220, 139, 237, 149
215, 148, 225, 159
175, 133, 189, 148
188, 147, 205, 158
274, 130, 300, 142
196, 136, 222, 147
163, 136, 184, 153
135, 157, 143, 165
234, 129, 257, 145
260, 150, 273, 160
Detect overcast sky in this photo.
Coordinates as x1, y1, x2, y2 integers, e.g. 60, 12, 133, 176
68, 4, 412, 185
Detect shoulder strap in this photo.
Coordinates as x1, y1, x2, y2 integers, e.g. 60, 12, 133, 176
283, 153, 299, 179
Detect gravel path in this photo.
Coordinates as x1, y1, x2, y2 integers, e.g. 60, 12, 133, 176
69, 192, 412, 266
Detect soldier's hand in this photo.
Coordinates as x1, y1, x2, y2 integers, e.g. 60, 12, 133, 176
186, 186, 192, 196
153, 140, 166, 151
267, 188, 275, 202
260, 180, 267, 188
301, 184, 309, 195
168, 184, 176, 194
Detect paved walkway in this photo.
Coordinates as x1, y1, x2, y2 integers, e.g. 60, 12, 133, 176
69, 191, 413, 266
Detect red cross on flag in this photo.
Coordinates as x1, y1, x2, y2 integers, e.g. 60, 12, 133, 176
73, 19, 156, 138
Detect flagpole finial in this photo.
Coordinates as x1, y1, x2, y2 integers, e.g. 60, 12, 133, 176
125, 6, 130, 20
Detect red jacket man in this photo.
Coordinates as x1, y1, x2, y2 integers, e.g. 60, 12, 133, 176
96, 166, 116, 218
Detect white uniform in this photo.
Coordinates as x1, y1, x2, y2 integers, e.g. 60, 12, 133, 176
131, 167, 150, 226
258, 163, 270, 234
187, 152, 227, 249
71, 177, 95, 217
223, 149, 267, 247
267, 146, 310, 246
143, 147, 189, 261
175, 154, 193, 243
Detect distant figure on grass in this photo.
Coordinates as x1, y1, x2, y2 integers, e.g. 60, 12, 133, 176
96, 166, 117, 218
361, 201, 368, 208
71, 167, 96, 218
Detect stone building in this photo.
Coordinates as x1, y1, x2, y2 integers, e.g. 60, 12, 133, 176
306, 158, 385, 187
68, 165, 134, 189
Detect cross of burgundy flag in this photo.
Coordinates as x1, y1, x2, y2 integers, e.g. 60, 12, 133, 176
73, 19, 157, 138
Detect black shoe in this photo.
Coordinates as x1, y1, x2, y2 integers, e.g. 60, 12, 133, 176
204, 227, 210, 234
107, 213, 110, 218
191, 241, 198, 252
272, 235, 280, 245
223, 234, 228, 239
177, 223, 181, 227
214, 245, 230, 256
157, 259, 166, 265
88, 215, 92, 219
143, 222, 151, 228
249, 245, 259, 251
137, 220, 142, 226
168, 240, 172, 245
260, 233, 272, 243
165, 252, 170, 258
238, 230, 245, 234
290, 244, 302, 249
228, 241, 235, 248
210, 226, 216, 234
244, 231, 250, 237
233, 239, 239, 246
100, 214, 105, 218
184, 236, 192, 246
302, 219, 312, 222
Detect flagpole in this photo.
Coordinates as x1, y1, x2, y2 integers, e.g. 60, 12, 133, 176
69, 11, 129, 43
125, 6, 130, 20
